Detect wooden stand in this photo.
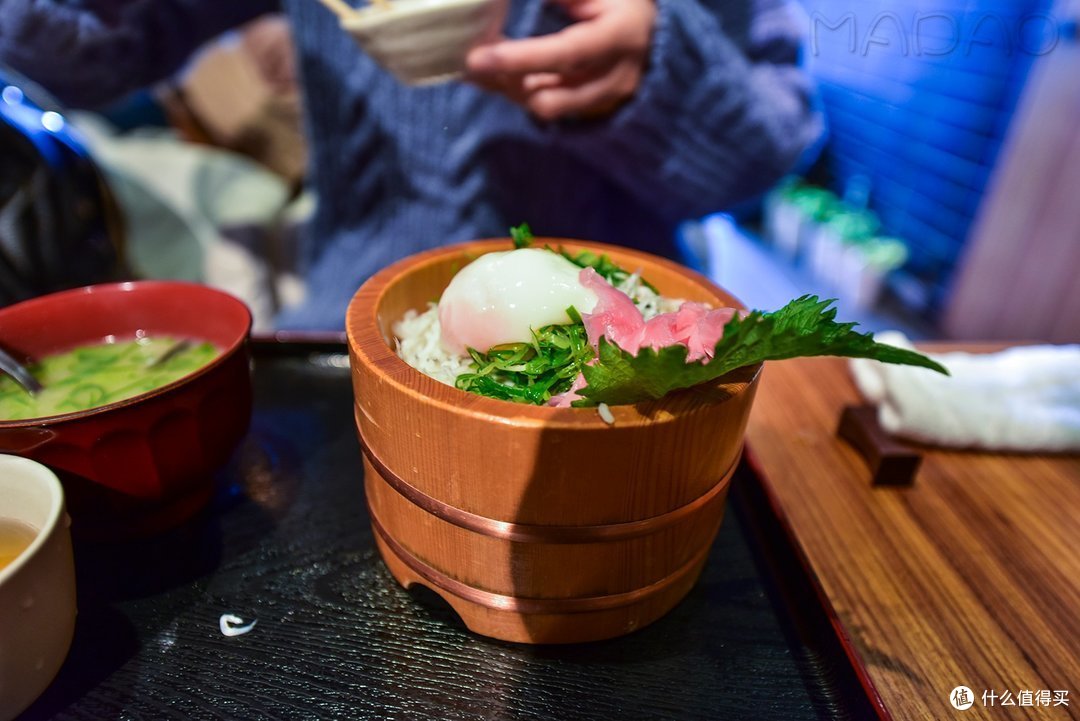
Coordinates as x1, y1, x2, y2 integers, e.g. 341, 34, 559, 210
837, 404, 921, 487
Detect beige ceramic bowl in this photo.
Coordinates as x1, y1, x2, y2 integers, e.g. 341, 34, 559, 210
0, 455, 76, 721
341, 0, 509, 85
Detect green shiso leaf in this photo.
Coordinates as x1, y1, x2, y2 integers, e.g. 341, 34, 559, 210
574, 295, 948, 407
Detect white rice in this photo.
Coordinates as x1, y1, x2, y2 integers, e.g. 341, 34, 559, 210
619, 270, 683, 318
392, 278, 685, 388
393, 303, 473, 386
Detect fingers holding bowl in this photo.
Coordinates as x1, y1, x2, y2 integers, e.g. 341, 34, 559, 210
465, 0, 656, 120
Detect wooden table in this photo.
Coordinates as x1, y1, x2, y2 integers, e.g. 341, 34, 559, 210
744, 352, 1080, 721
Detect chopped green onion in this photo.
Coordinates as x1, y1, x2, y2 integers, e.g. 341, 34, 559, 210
455, 322, 594, 406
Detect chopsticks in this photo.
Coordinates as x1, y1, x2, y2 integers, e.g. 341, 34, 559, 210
312, 0, 389, 20
313, 0, 356, 20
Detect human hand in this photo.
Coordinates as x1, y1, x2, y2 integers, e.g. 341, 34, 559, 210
466, 0, 657, 121
241, 16, 299, 96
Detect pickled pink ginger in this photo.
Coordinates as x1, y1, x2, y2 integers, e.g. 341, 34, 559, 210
550, 269, 739, 407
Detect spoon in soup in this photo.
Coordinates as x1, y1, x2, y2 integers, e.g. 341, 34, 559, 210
0, 346, 43, 395
147, 339, 194, 369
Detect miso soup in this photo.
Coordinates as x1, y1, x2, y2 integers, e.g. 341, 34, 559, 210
0, 337, 219, 421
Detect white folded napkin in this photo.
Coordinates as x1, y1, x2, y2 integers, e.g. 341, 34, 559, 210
850, 332, 1080, 452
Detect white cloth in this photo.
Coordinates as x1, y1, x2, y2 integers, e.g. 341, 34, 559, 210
850, 332, 1080, 452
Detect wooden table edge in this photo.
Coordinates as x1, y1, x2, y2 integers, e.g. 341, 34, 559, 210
742, 444, 895, 721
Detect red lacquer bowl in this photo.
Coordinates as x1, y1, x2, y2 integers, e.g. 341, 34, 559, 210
0, 282, 252, 540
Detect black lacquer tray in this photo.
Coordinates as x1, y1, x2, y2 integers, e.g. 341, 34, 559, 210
20, 340, 876, 721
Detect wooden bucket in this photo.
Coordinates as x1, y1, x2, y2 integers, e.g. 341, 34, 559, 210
346, 240, 761, 644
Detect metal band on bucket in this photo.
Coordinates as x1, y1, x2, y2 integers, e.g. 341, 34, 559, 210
368, 509, 715, 614
357, 417, 738, 545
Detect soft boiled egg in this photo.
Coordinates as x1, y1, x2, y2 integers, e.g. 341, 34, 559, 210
439, 249, 598, 355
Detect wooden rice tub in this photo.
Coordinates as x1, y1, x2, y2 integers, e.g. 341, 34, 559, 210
346, 239, 760, 644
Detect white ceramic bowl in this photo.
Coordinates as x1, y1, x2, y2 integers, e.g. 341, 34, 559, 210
341, 0, 509, 85
0, 455, 76, 721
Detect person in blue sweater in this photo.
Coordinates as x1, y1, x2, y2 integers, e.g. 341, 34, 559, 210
0, 0, 822, 329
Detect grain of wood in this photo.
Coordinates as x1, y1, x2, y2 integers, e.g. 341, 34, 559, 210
745, 352, 1080, 721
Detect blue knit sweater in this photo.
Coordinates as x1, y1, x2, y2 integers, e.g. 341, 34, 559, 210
0, 0, 822, 329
